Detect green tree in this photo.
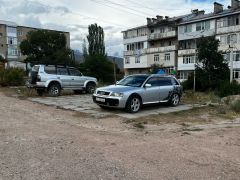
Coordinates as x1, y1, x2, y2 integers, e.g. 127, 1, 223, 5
82, 38, 88, 60
87, 23, 105, 56
0, 55, 6, 63
80, 23, 114, 82
20, 30, 74, 65
195, 36, 230, 91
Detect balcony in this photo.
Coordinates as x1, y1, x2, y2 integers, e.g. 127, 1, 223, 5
148, 31, 176, 40
178, 49, 196, 56
217, 25, 240, 35
147, 45, 177, 54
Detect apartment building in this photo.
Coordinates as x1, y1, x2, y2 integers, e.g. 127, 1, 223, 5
123, 15, 188, 75
123, 0, 240, 82
216, 0, 240, 80
0, 20, 70, 69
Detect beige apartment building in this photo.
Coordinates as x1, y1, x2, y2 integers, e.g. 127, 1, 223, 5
0, 20, 70, 69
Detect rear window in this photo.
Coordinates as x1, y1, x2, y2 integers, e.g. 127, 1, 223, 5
57, 67, 69, 75
44, 66, 56, 74
69, 68, 81, 76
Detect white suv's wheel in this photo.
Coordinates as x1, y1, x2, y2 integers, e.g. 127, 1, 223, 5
48, 83, 61, 97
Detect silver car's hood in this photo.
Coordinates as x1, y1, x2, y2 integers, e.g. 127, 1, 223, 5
97, 85, 139, 93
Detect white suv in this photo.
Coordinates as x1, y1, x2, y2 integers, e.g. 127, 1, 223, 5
28, 65, 97, 96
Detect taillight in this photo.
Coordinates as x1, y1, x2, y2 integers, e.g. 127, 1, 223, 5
37, 75, 41, 81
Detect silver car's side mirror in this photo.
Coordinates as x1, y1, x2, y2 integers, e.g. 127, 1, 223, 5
145, 83, 151, 88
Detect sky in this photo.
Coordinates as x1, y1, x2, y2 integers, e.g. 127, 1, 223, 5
0, 0, 230, 57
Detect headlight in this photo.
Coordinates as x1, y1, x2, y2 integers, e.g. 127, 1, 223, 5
110, 92, 124, 97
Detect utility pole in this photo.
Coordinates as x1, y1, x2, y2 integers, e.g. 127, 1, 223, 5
230, 45, 234, 83
113, 58, 117, 85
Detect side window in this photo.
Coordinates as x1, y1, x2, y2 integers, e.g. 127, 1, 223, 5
158, 78, 172, 86
57, 67, 68, 75
69, 68, 81, 76
44, 66, 56, 74
146, 77, 160, 87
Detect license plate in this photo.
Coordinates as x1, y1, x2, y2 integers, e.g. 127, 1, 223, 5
96, 97, 105, 102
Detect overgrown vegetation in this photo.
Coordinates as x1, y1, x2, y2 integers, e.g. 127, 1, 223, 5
0, 68, 25, 86
195, 36, 230, 91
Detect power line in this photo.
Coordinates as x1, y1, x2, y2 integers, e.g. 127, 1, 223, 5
89, 0, 148, 18
102, 0, 154, 17
32, 0, 131, 28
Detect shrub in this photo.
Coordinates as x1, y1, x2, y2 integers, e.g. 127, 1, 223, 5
231, 100, 240, 113
216, 80, 240, 97
0, 68, 26, 86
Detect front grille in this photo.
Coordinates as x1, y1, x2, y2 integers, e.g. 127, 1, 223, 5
97, 91, 110, 96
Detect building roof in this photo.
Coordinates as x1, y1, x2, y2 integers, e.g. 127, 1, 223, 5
122, 25, 147, 33
179, 8, 240, 25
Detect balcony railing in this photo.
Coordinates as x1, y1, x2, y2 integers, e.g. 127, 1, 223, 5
124, 45, 177, 56
217, 25, 240, 34
148, 31, 177, 40
178, 49, 196, 56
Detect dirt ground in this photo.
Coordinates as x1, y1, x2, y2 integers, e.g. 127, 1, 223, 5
0, 90, 240, 180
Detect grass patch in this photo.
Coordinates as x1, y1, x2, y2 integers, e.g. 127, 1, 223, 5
133, 123, 145, 129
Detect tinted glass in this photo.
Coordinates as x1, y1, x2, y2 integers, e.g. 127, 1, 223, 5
158, 78, 172, 86
57, 67, 68, 75
69, 68, 81, 76
146, 77, 161, 87
44, 66, 56, 74
172, 78, 179, 85
117, 75, 149, 87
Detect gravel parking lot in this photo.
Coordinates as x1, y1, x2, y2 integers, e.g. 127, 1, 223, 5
29, 94, 193, 119
1, 91, 240, 180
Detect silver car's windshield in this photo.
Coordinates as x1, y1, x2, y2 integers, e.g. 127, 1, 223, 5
117, 75, 149, 87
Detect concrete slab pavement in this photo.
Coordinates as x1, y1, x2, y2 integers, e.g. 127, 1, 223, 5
29, 94, 193, 119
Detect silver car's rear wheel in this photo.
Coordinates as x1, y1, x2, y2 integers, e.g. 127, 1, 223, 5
170, 93, 180, 106
126, 96, 141, 113
48, 83, 61, 97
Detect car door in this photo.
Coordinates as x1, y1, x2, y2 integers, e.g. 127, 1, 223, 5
142, 77, 161, 104
68, 68, 85, 88
56, 67, 71, 88
158, 77, 174, 101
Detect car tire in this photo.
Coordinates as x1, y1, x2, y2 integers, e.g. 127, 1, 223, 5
48, 83, 61, 97
126, 95, 142, 113
36, 89, 44, 96
86, 83, 96, 94
169, 93, 180, 106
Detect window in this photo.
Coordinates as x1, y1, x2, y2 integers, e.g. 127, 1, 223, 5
196, 21, 210, 31
158, 78, 172, 86
7, 37, 17, 45
150, 29, 154, 33
160, 27, 165, 33
135, 56, 140, 63
164, 53, 170, 61
233, 51, 240, 61
8, 46, 18, 56
125, 57, 130, 64
44, 66, 56, 74
183, 55, 195, 64
17, 30, 23, 36
180, 71, 190, 80
69, 68, 81, 76
146, 77, 161, 87
154, 54, 159, 62
57, 67, 68, 75
184, 24, 192, 33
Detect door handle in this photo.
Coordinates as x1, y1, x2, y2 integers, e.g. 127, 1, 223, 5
72, 78, 74, 80
57, 77, 60, 79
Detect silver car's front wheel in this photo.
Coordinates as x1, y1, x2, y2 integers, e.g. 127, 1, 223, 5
126, 96, 141, 113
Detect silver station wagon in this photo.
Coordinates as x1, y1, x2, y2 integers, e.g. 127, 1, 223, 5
93, 74, 183, 113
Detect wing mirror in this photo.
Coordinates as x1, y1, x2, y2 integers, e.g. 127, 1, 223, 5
145, 83, 151, 88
